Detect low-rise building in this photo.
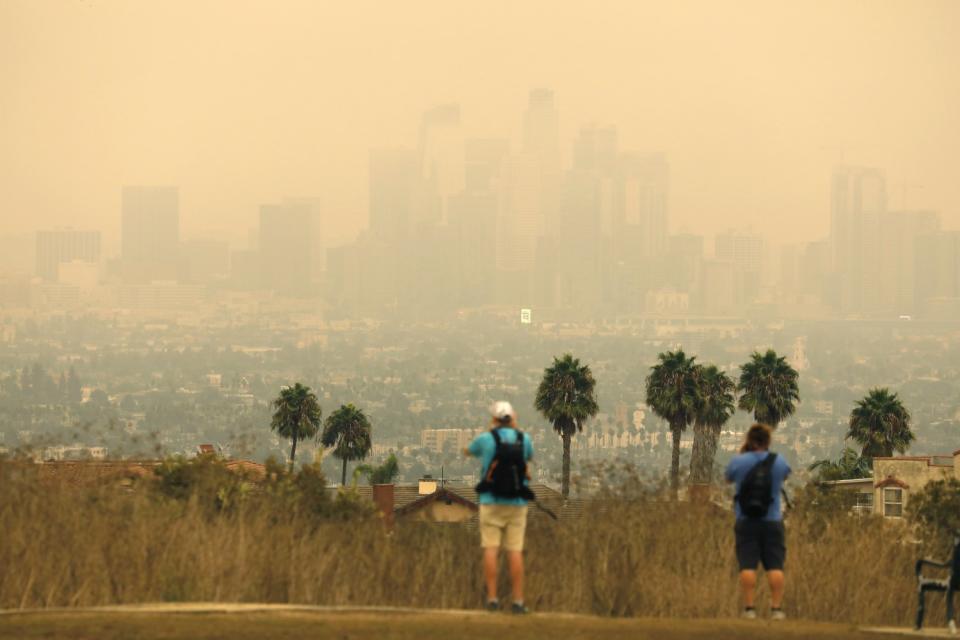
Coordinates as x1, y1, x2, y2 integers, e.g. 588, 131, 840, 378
826, 449, 960, 518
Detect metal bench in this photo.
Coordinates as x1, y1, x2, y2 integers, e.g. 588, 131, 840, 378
915, 532, 959, 634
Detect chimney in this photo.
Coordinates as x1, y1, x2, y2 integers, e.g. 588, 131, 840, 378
418, 475, 438, 495
372, 483, 395, 528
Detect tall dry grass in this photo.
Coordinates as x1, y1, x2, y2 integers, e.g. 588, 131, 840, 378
0, 459, 942, 627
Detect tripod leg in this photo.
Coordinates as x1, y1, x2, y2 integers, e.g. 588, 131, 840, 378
916, 586, 926, 631
947, 588, 955, 635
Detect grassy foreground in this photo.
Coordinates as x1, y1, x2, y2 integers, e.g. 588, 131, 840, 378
0, 609, 889, 640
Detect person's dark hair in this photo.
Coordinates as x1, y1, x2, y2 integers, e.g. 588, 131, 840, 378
740, 423, 772, 453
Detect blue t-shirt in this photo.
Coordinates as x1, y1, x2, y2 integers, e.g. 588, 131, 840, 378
468, 427, 535, 506
724, 451, 791, 521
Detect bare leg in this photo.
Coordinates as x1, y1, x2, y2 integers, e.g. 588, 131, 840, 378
483, 547, 499, 602
768, 570, 785, 608
739, 570, 758, 608
507, 550, 524, 603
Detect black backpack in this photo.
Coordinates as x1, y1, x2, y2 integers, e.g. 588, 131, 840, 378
475, 428, 534, 500
736, 453, 778, 519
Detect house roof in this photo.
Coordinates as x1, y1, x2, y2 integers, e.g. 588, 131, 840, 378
873, 455, 956, 468
875, 476, 910, 490
395, 487, 478, 517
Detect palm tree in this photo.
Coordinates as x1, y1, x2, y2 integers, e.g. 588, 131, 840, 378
690, 365, 737, 485
737, 349, 800, 427
809, 447, 872, 481
270, 383, 322, 470
645, 350, 699, 498
534, 354, 599, 498
847, 388, 913, 459
321, 404, 373, 485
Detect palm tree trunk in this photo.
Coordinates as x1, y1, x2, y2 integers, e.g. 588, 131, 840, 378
670, 423, 682, 500
690, 422, 710, 485
705, 423, 721, 481
561, 431, 571, 499
289, 435, 298, 471
341, 457, 348, 486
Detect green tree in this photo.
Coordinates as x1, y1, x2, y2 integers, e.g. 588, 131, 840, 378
270, 383, 322, 470
906, 478, 960, 543
322, 404, 373, 485
690, 365, 737, 485
534, 353, 599, 498
808, 447, 872, 481
645, 349, 699, 497
737, 349, 799, 427
847, 388, 913, 459
354, 453, 400, 485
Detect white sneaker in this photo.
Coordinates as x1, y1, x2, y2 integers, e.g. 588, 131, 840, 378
741, 608, 757, 620
770, 609, 787, 621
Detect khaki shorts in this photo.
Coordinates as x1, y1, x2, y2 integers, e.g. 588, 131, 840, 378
479, 504, 528, 552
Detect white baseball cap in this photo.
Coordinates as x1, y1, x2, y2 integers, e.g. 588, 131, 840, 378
490, 401, 515, 422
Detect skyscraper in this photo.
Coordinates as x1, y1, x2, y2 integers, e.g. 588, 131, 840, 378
259, 202, 316, 296
121, 186, 179, 283
35, 229, 101, 281
419, 104, 464, 225
618, 153, 669, 259
369, 148, 419, 240
830, 167, 886, 313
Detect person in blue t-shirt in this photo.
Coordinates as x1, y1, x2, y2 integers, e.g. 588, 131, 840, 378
464, 401, 534, 614
725, 423, 791, 621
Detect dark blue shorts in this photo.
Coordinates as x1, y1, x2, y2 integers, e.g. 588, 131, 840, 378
735, 519, 786, 571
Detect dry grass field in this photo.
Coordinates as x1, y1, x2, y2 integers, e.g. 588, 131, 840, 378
0, 458, 950, 629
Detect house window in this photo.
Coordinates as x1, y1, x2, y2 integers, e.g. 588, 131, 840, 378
854, 492, 873, 515
883, 488, 903, 517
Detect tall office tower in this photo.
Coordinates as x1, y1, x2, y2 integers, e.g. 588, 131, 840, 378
369, 148, 419, 240
915, 230, 960, 317
521, 89, 562, 239
522, 89, 559, 163
259, 201, 317, 296
179, 239, 229, 284
283, 197, 324, 277
700, 259, 739, 316
572, 125, 618, 173
715, 230, 765, 303
666, 233, 704, 293
419, 104, 465, 225
35, 230, 101, 281
121, 186, 180, 283
464, 138, 508, 193
860, 210, 940, 314
830, 167, 886, 312
798, 240, 831, 300
617, 153, 669, 259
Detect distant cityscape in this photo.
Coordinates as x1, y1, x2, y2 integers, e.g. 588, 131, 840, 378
1, 89, 959, 488
1, 89, 957, 320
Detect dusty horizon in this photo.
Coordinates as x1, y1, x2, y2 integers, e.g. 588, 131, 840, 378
2, 0, 959, 254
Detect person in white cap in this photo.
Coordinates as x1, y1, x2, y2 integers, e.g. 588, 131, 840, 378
464, 400, 535, 614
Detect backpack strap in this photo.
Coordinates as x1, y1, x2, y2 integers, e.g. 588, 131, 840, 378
490, 428, 502, 446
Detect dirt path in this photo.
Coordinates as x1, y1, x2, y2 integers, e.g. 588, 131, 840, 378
0, 604, 905, 640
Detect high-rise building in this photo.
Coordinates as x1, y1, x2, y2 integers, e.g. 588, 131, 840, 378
715, 230, 764, 303
259, 202, 316, 296
35, 229, 101, 281
121, 186, 179, 283
860, 210, 940, 314
179, 239, 229, 284
830, 167, 886, 312
369, 148, 419, 240
915, 230, 960, 317
419, 104, 464, 225
617, 153, 669, 259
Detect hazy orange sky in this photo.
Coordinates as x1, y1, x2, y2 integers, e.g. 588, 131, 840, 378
2, 0, 958, 252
